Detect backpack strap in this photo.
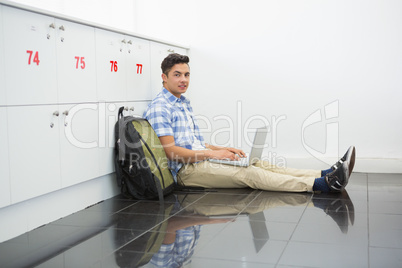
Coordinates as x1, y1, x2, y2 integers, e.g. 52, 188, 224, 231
117, 107, 126, 164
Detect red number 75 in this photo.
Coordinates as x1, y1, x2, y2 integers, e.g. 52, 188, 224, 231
75, 56, 85, 69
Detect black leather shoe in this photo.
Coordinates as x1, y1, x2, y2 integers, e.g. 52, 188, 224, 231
325, 161, 350, 192
331, 146, 356, 176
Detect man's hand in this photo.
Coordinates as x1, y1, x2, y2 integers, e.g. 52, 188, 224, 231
205, 144, 246, 161
225, 147, 247, 158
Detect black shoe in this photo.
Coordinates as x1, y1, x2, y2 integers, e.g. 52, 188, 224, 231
325, 161, 349, 192
331, 146, 356, 176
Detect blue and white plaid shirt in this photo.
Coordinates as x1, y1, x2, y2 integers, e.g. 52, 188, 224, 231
143, 88, 205, 179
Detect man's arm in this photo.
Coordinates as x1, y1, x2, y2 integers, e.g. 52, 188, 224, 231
159, 136, 246, 164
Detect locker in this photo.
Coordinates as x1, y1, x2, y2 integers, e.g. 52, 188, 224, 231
95, 29, 127, 102
7, 105, 61, 203
59, 103, 100, 187
126, 37, 152, 101
55, 19, 97, 103
0, 5, 6, 106
97, 101, 150, 176
98, 102, 119, 176
2, 6, 58, 105
123, 101, 149, 118
0, 107, 10, 208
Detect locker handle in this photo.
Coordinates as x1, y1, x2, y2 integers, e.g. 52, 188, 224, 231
49, 23, 55, 29
63, 111, 69, 126
127, 40, 132, 45
50, 111, 59, 128
59, 25, 65, 31
121, 39, 126, 44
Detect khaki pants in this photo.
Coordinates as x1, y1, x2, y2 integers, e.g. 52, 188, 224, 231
177, 160, 321, 192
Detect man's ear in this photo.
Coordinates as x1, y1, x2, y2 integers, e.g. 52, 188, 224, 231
161, 73, 167, 83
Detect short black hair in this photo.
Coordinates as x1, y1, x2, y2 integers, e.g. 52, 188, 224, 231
161, 53, 190, 76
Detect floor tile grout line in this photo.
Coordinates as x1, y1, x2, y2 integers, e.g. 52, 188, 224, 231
234, 190, 263, 217
275, 193, 314, 267
111, 200, 142, 215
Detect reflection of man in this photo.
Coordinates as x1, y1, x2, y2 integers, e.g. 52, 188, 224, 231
144, 53, 356, 193
148, 190, 355, 267
150, 216, 231, 267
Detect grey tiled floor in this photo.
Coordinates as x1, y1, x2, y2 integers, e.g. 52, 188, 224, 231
0, 172, 401, 267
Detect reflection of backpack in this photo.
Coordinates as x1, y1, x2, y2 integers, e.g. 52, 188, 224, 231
114, 200, 175, 268
114, 106, 175, 201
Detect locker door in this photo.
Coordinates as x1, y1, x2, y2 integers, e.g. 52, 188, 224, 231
124, 101, 150, 118
59, 103, 100, 187
2, 6, 58, 105
98, 102, 119, 176
55, 19, 97, 103
150, 42, 187, 98
0, 107, 10, 208
126, 37, 152, 101
95, 29, 127, 102
7, 105, 61, 203
0, 5, 6, 106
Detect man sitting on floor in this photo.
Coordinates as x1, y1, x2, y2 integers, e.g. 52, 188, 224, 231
143, 53, 356, 193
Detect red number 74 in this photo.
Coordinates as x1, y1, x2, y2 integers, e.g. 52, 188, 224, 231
26, 50, 40, 65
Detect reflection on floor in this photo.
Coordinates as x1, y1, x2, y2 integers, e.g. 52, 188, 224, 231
0, 172, 402, 267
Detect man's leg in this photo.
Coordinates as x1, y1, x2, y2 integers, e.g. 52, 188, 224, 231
253, 160, 321, 178
177, 161, 317, 192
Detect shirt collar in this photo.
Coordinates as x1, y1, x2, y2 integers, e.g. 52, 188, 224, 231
162, 87, 190, 105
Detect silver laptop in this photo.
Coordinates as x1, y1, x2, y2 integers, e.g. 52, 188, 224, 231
208, 127, 268, 167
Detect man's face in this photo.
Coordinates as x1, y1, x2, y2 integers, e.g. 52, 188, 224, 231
162, 63, 190, 98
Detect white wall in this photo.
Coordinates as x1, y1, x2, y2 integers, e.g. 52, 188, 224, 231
136, 0, 402, 171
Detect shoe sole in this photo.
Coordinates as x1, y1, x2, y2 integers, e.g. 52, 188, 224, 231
343, 161, 350, 190
345, 146, 356, 177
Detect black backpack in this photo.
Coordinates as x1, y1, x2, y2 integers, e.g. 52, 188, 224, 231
114, 106, 175, 201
